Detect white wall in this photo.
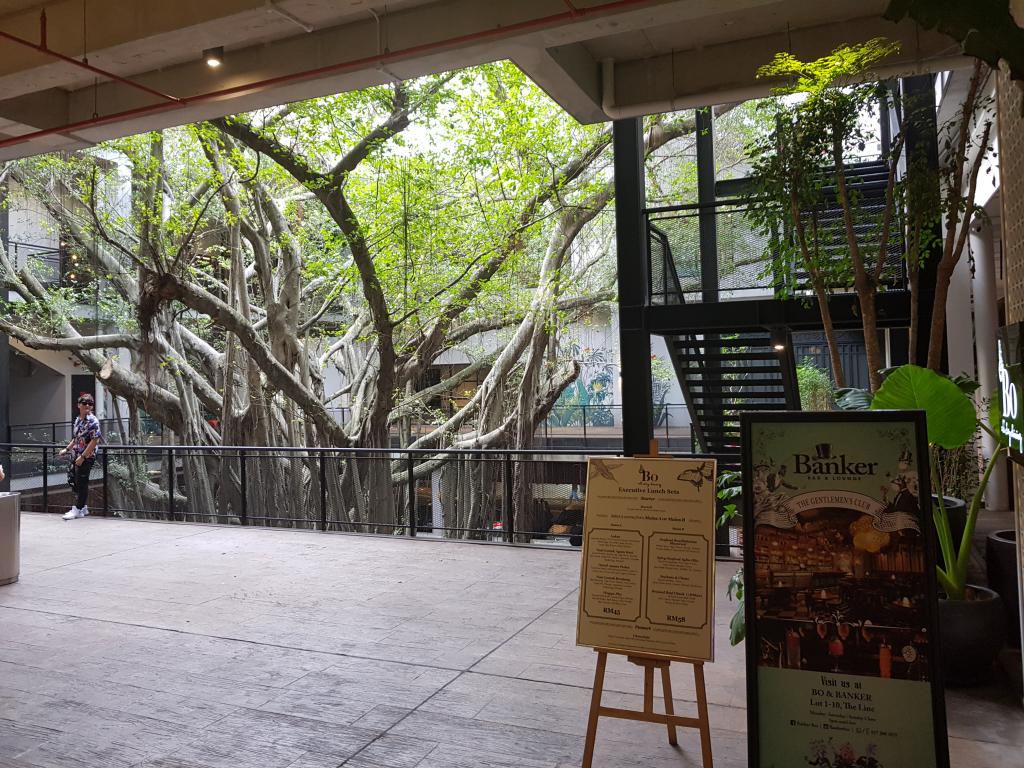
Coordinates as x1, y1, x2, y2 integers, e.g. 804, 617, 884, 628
7, 342, 90, 424
8, 350, 67, 425
7, 180, 58, 262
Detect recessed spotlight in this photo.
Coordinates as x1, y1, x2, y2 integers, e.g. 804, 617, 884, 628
203, 46, 224, 68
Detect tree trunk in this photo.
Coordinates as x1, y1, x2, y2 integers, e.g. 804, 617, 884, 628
810, 278, 846, 389
926, 261, 955, 371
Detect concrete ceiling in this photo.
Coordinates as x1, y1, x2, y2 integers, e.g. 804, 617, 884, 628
0, 0, 967, 160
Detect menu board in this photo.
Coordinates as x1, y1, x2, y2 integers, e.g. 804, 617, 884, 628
741, 412, 949, 768
576, 456, 717, 660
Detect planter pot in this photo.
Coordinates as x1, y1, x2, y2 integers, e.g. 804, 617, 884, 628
938, 584, 1005, 686
986, 530, 1021, 649
932, 495, 966, 556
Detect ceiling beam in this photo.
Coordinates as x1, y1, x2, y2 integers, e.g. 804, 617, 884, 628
602, 16, 966, 119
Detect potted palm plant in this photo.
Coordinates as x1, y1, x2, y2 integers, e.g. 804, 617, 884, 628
869, 364, 1009, 684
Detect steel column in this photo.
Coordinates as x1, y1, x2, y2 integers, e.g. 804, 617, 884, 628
614, 118, 653, 455
41, 446, 47, 512
0, 180, 9, 493
901, 74, 944, 368
167, 448, 175, 520
239, 452, 248, 525
102, 452, 109, 516
320, 452, 328, 532
503, 453, 514, 543
696, 107, 719, 303
407, 453, 416, 537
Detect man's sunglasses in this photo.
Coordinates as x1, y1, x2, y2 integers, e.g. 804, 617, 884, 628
77, 399, 94, 406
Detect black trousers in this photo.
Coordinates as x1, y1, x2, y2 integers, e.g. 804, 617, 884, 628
73, 457, 95, 509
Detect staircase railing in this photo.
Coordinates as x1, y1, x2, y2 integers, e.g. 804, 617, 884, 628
645, 160, 910, 306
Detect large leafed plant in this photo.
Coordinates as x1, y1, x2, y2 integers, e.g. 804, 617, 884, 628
869, 365, 1008, 600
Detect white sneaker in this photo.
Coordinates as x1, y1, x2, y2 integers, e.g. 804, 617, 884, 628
62, 506, 86, 520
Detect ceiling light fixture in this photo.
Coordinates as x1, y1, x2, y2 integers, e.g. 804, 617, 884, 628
203, 46, 224, 68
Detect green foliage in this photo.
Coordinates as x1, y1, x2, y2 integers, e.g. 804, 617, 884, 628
869, 365, 976, 449
715, 468, 742, 530
796, 358, 834, 410
726, 568, 746, 645
870, 365, 1008, 599
757, 38, 901, 96
834, 386, 873, 411
745, 38, 901, 299
715, 468, 746, 647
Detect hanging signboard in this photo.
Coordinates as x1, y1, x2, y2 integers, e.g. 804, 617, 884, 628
576, 456, 717, 660
998, 322, 1023, 454
741, 412, 949, 768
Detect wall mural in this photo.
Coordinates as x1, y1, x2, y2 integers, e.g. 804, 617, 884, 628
550, 344, 616, 426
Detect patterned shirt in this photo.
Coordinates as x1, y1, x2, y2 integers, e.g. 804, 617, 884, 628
71, 414, 102, 460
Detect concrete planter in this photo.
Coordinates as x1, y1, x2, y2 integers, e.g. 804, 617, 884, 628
938, 584, 1005, 686
986, 530, 1021, 649
0, 493, 20, 586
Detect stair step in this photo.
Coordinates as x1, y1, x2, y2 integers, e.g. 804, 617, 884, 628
705, 441, 742, 451
687, 377, 784, 388
679, 365, 783, 375
674, 336, 771, 349
694, 403, 789, 412
691, 391, 788, 400
699, 426, 741, 435
676, 351, 779, 362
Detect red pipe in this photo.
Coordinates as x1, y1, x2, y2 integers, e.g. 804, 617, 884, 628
0, 11, 181, 104
0, 0, 652, 151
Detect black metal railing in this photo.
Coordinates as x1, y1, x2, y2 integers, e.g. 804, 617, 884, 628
9, 404, 693, 451
646, 168, 910, 306
0, 443, 740, 556
7, 239, 62, 286
647, 200, 773, 303
7, 418, 163, 445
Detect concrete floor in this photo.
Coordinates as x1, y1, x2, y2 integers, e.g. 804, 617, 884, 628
0, 514, 1021, 768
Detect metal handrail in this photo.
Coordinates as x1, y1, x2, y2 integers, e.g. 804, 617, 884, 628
0, 442, 741, 555
0, 441, 709, 457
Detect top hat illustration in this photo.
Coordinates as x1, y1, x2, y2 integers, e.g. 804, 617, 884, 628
814, 443, 832, 459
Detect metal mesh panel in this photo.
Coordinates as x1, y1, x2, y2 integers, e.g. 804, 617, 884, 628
1, 443, 740, 556
8, 418, 162, 445
648, 204, 771, 300
321, 452, 403, 534
647, 166, 908, 304
512, 456, 587, 544
105, 446, 169, 519
7, 447, 58, 512
435, 453, 504, 540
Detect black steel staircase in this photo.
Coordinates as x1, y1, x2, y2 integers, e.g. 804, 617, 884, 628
647, 157, 907, 455
667, 331, 800, 453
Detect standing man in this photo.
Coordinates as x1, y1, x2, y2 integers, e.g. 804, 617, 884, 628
59, 393, 101, 520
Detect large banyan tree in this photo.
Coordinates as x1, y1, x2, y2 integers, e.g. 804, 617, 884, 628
0, 63, 720, 535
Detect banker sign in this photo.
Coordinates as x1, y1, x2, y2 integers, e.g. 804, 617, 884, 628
998, 323, 1023, 453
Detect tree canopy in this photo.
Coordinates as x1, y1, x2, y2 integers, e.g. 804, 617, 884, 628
1, 62, 753, 534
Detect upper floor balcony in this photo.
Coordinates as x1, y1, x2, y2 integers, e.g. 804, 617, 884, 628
645, 159, 910, 309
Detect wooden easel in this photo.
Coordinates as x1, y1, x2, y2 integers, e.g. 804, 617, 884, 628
581, 440, 713, 767
581, 647, 713, 767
